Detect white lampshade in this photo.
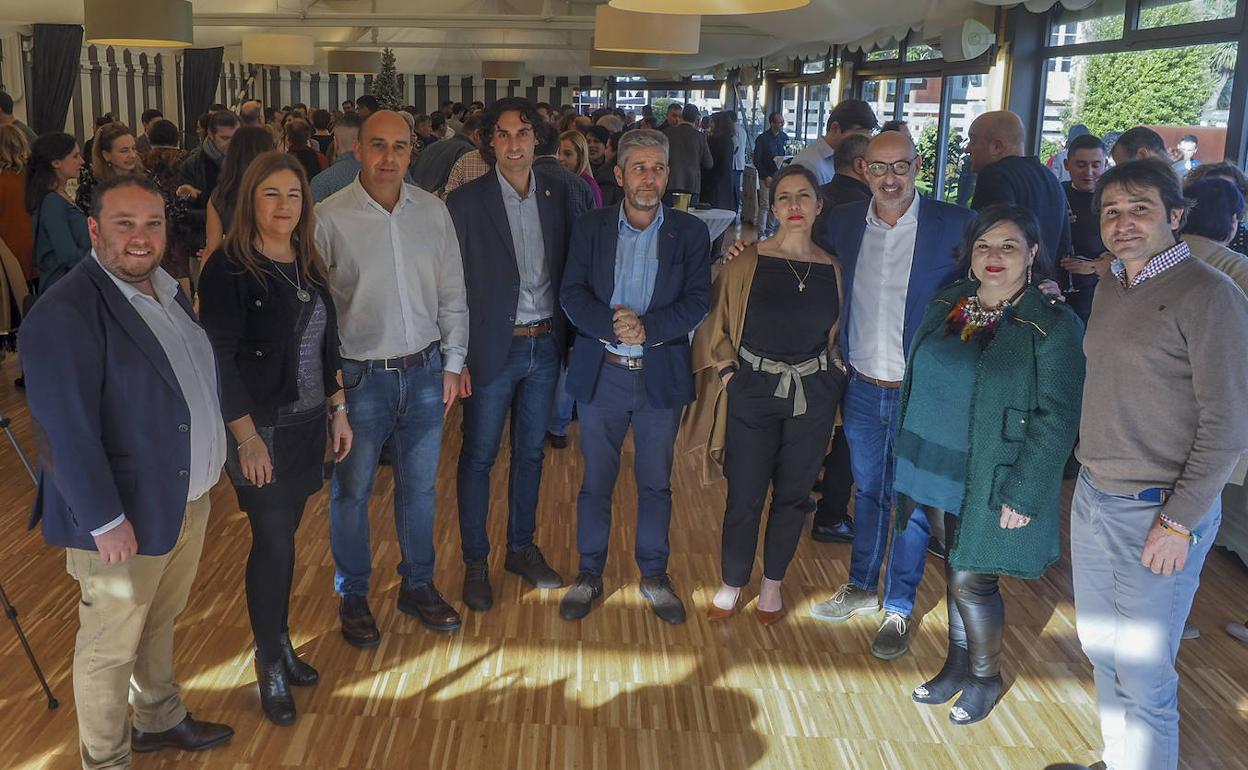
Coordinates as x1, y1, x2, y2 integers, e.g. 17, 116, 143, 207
482, 60, 526, 79
327, 50, 381, 74
241, 33, 316, 67
84, 0, 193, 48
594, 5, 700, 55
609, 0, 809, 13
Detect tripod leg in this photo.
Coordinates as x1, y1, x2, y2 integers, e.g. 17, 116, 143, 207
0, 583, 58, 709
2, 423, 36, 484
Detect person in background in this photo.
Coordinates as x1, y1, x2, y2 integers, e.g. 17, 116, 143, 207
816, 133, 872, 210
558, 128, 711, 625
447, 102, 467, 133
595, 132, 624, 207
81, 113, 114, 162
0, 90, 36, 146
879, 119, 913, 142
199, 151, 351, 726
204, 126, 277, 257
791, 100, 878, 187
1181, 178, 1248, 293
0, 125, 33, 284
285, 118, 327, 185
441, 117, 491, 199
142, 119, 193, 283
134, 108, 164, 155
662, 104, 713, 206
354, 95, 380, 121
1172, 134, 1200, 176
239, 99, 264, 128
1074, 158, 1248, 770
412, 114, 478, 196
595, 113, 625, 135
1046, 123, 1090, 183
898, 205, 1084, 726
178, 110, 239, 256
684, 164, 845, 626
753, 111, 789, 235
310, 111, 363, 204
700, 113, 737, 211
431, 112, 454, 141
341, 99, 355, 113
25, 133, 88, 292
1110, 125, 1170, 165
1184, 161, 1248, 257
1058, 133, 1112, 323
658, 102, 683, 133
585, 125, 611, 178
728, 111, 747, 213
311, 109, 335, 156
558, 129, 603, 208
76, 122, 142, 214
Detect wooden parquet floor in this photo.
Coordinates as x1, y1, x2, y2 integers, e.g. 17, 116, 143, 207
0, 351, 1245, 770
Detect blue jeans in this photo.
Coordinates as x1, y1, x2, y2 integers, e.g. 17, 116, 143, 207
576, 361, 682, 577
842, 375, 931, 617
457, 334, 560, 562
547, 363, 575, 437
1071, 469, 1220, 770
329, 351, 445, 596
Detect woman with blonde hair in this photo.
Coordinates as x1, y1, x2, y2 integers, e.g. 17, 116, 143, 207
198, 151, 351, 726
558, 129, 602, 208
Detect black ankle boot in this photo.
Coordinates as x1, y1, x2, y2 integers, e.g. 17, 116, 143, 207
949, 674, 1004, 725
279, 633, 319, 686
255, 656, 296, 726
912, 644, 970, 704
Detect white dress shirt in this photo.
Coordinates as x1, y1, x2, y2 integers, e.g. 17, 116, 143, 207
732, 122, 747, 172
791, 137, 837, 186
314, 178, 469, 372
848, 193, 921, 382
91, 251, 226, 535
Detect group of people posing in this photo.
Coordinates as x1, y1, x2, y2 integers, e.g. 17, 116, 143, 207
13, 93, 1248, 770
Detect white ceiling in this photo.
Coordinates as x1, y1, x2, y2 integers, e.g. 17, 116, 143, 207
0, 0, 1004, 76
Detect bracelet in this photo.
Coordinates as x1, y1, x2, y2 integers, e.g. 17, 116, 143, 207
328, 402, 349, 416
236, 433, 261, 450
1159, 514, 1200, 545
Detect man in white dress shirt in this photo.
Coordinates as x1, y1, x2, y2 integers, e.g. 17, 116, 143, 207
790, 100, 879, 186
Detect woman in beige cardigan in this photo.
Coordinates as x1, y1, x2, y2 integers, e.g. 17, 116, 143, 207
683, 165, 846, 624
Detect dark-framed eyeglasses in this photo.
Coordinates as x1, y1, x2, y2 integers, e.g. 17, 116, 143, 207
865, 158, 916, 177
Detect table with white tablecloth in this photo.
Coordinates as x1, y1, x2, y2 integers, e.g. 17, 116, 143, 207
688, 207, 738, 242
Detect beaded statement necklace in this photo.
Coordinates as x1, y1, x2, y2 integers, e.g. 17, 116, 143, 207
943, 288, 1026, 349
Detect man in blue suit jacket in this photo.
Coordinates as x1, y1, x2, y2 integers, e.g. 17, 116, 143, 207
21, 175, 234, 766
558, 129, 711, 625
446, 97, 572, 612
809, 131, 976, 661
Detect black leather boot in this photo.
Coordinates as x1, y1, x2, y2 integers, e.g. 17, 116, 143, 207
279, 633, 319, 686
255, 656, 296, 726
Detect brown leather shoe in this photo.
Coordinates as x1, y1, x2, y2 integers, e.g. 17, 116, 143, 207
131, 714, 234, 753
339, 594, 381, 648
397, 583, 462, 632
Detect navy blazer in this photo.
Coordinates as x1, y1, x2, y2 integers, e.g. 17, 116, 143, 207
817, 195, 975, 365
446, 167, 574, 387
21, 258, 212, 556
560, 204, 711, 409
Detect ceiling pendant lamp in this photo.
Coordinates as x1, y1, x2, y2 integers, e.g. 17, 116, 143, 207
241, 33, 316, 67
609, 0, 809, 13
84, 0, 193, 48
594, 5, 700, 55
589, 39, 661, 71
327, 50, 381, 74
482, 61, 526, 79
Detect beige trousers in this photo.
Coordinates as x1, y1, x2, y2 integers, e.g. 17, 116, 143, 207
66, 493, 210, 769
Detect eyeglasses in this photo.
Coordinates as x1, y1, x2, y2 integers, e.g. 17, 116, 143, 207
865, 158, 916, 177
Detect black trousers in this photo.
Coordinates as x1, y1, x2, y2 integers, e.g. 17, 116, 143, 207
814, 428, 854, 522
720, 366, 840, 586
920, 504, 1004, 678
244, 497, 308, 662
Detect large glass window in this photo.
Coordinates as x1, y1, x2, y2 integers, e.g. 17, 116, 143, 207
779, 81, 833, 148
1049, 0, 1126, 45
1139, 0, 1237, 29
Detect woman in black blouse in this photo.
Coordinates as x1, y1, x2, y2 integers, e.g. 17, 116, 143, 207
198, 151, 352, 726
685, 165, 846, 624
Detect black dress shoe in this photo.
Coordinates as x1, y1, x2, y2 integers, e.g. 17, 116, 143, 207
505, 544, 564, 589
559, 572, 604, 621
254, 657, 296, 726
131, 714, 235, 753
339, 594, 381, 648
462, 559, 493, 612
397, 583, 462, 632
811, 515, 855, 543
278, 633, 319, 686
547, 432, 568, 449
639, 574, 686, 625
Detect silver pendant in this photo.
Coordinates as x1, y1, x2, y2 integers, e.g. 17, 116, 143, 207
798, 282, 805, 292
296, 289, 312, 303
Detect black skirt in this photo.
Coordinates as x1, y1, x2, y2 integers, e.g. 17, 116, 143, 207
227, 410, 327, 511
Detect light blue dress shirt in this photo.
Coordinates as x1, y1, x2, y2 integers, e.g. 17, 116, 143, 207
607, 205, 664, 357
496, 168, 552, 323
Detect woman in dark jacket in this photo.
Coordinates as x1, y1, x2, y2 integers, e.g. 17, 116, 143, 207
700, 113, 736, 210
894, 205, 1084, 725
198, 151, 351, 726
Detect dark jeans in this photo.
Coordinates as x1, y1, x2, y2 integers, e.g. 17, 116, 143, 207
814, 428, 854, 523
575, 360, 682, 577
244, 497, 307, 662
457, 333, 560, 562
330, 350, 445, 596
721, 365, 840, 586
921, 504, 1003, 678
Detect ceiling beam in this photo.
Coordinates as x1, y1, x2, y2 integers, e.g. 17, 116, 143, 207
190, 12, 765, 36
318, 40, 573, 50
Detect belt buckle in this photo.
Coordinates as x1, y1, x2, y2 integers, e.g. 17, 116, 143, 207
626, 356, 642, 370
383, 356, 403, 372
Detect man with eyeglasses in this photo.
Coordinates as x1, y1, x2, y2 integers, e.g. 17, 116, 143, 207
808, 130, 975, 660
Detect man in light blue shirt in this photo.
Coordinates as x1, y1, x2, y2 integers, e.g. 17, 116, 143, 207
310, 112, 362, 203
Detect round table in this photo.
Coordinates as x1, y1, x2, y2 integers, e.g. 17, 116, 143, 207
688, 207, 738, 242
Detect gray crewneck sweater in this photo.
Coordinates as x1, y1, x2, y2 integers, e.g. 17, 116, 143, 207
1077, 255, 1248, 528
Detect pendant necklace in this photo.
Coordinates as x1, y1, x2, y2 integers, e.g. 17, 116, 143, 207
269, 258, 311, 302
784, 257, 814, 292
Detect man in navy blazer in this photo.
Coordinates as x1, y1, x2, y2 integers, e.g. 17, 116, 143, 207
809, 131, 975, 661
558, 128, 711, 625
446, 97, 572, 611
21, 175, 234, 766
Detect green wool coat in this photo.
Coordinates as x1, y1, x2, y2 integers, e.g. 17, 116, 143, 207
895, 280, 1086, 579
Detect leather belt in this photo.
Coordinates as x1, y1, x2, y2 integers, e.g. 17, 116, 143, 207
350, 342, 438, 372
513, 319, 552, 337
852, 369, 902, 389
604, 351, 644, 370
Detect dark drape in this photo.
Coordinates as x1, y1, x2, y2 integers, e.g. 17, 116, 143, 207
181, 47, 224, 147
30, 24, 83, 136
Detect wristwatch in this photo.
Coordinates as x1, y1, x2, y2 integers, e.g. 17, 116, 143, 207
329, 402, 349, 416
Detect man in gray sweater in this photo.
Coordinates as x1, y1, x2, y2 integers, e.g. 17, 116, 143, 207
1073, 158, 1248, 770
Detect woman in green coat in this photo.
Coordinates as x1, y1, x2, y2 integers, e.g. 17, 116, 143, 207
894, 205, 1084, 726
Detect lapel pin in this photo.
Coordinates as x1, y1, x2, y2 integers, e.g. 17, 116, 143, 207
545, 189, 551, 197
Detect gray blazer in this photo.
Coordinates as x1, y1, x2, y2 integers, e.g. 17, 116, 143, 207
664, 123, 713, 196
